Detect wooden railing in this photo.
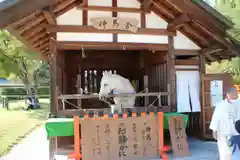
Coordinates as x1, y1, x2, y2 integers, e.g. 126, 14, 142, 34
57, 92, 171, 116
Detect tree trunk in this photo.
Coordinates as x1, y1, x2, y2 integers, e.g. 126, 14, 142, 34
24, 83, 40, 109
33, 85, 39, 103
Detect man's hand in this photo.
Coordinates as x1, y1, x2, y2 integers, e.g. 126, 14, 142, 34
213, 131, 218, 140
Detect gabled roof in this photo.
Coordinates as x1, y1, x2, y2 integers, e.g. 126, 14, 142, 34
0, 0, 239, 62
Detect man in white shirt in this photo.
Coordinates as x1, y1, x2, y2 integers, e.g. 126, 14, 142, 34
209, 87, 240, 160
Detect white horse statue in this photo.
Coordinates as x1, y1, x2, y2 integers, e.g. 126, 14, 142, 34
99, 71, 136, 114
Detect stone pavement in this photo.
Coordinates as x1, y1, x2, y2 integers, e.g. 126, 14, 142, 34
166, 138, 219, 160
0, 126, 219, 160
0, 126, 49, 160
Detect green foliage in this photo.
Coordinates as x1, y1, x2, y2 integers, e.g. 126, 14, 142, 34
0, 29, 49, 95
214, 0, 240, 40
205, 1, 240, 84
34, 62, 50, 86
206, 57, 240, 84
0, 30, 38, 75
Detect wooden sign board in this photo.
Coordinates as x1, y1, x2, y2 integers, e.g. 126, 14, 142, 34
168, 116, 190, 157
90, 17, 139, 33
81, 116, 158, 160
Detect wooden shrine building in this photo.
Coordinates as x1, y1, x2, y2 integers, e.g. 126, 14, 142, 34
0, 0, 240, 158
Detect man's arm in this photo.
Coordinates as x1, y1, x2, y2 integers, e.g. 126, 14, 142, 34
209, 106, 220, 139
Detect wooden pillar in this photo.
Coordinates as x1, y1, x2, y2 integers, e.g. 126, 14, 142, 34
199, 54, 206, 74
199, 54, 206, 138
49, 33, 58, 160
49, 34, 58, 115
167, 36, 176, 112
112, 0, 118, 42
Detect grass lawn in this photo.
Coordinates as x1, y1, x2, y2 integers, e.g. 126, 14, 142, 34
0, 98, 50, 156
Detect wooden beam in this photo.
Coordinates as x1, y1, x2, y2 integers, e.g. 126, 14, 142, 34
0, 0, 56, 28
192, 22, 227, 46
175, 59, 200, 66
140, 0, 153, 12
174, 49, 200, 56
43, 7, 57, 24
152, 1, 174, 20
200, 48, 222, 62
22, 25, 45, 39
45, 25, 176, 36
57, 41, 169, 51
193, 21, 240, 56
32, 37, 49, 48
204, 54, 218, 62
150, 1, 211, 48
182, 23, 210, 47
55, 1, 82, 17
28, 32, 47, 43
36, 42, 49, 51
42, 47, 49, 53
167, 13, 191, 31
201, 48, 224, 55
18, 15, 45, 34
77, 5, 145, 13
166, 0, 226, 36
11, 11, 42, 28
54, 0, 78, 13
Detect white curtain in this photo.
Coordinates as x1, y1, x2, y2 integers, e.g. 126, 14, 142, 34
188, 71, 201, 112
176, 71, 191, 112
176, 70, 201, 113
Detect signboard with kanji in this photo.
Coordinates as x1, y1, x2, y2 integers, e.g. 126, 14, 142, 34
81, 115, 158, 160
168, 116, 190, 157
90, 17, 139, 33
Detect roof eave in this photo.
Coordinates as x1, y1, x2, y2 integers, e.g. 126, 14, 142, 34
192, 0, 234, 29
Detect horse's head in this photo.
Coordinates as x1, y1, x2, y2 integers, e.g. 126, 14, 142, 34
99, 71, 116, 100
99, 71, 136, 101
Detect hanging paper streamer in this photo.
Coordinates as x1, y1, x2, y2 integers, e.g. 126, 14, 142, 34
210, 80, 223, 107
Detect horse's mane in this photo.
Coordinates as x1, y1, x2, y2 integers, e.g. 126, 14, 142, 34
102, 71, 127, 81
101, 71, 135, 93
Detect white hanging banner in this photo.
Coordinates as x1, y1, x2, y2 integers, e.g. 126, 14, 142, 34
210, 80, 223, 107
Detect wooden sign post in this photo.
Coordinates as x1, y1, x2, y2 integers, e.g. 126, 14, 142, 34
168, 116, 190, 157
90, 17, 139, 33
